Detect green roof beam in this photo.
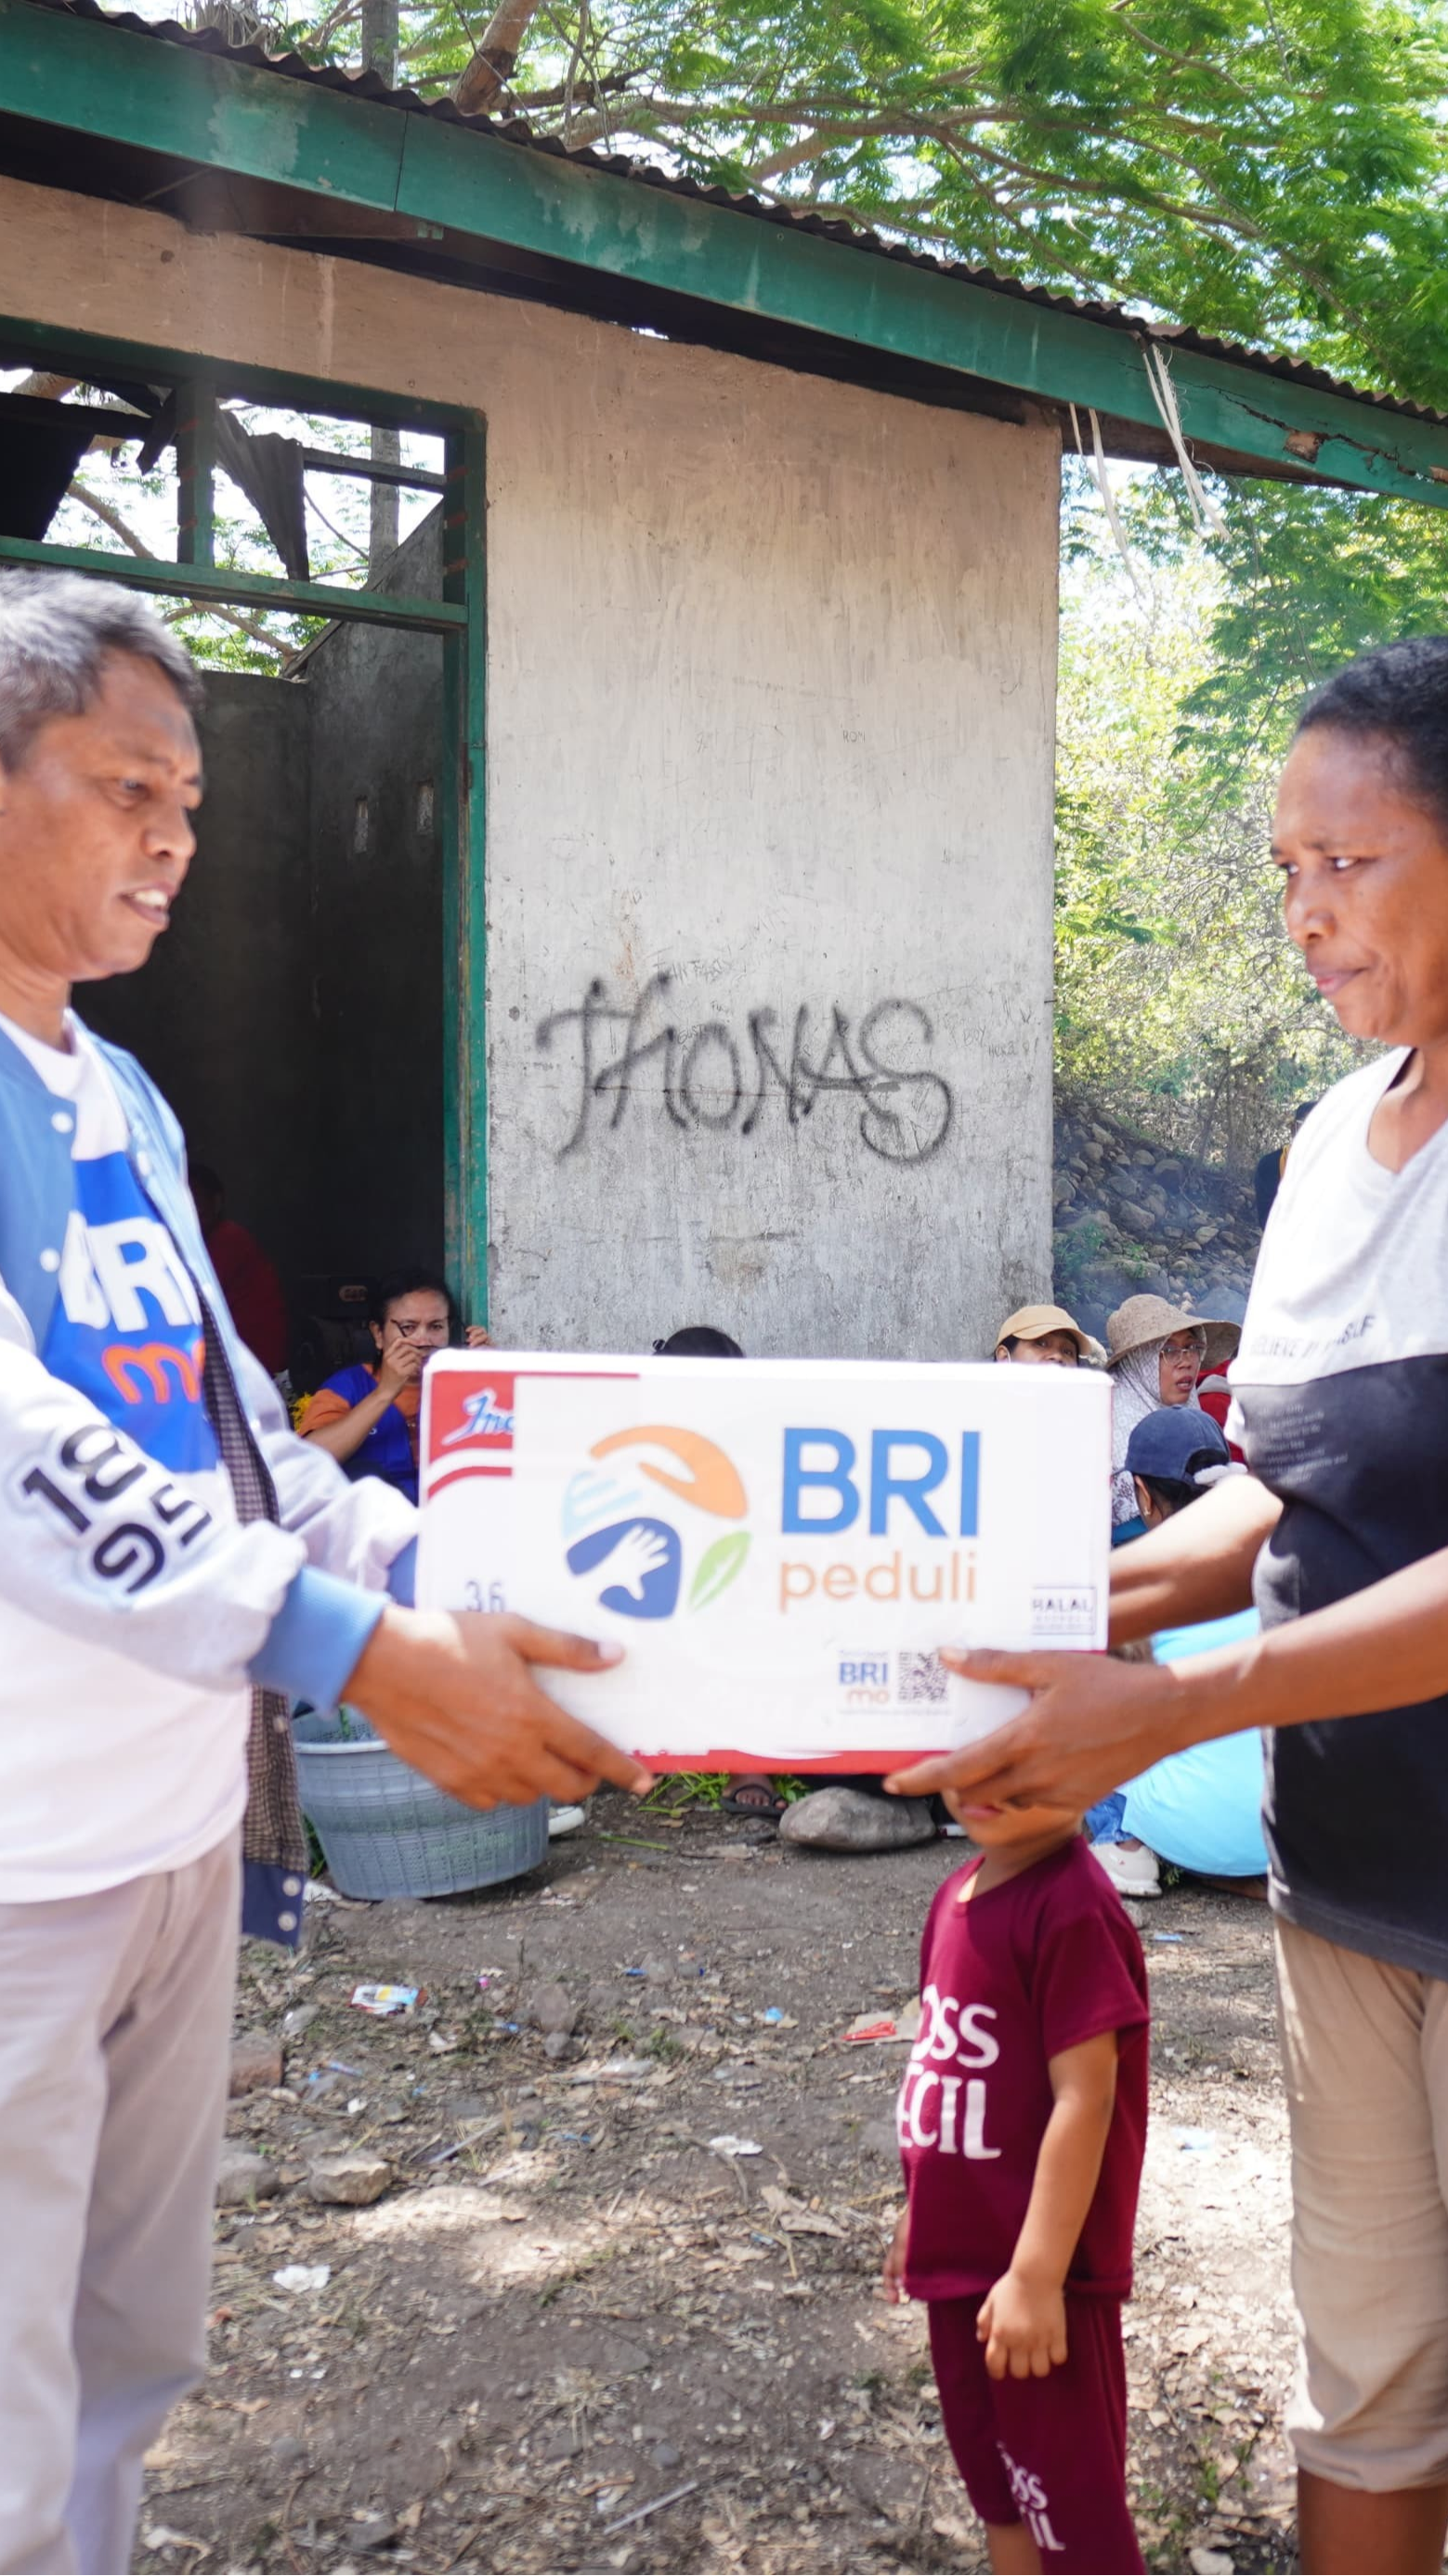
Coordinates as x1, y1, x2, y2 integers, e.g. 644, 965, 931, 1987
3, 0, 1447, 508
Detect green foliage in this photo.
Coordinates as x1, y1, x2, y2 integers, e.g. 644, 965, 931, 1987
1054, 533, 1363, 1163
1179, 481, 1448, 793
229, 0, 1448, 409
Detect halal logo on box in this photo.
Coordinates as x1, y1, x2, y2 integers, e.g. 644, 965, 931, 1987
563, 1427, 751, 1623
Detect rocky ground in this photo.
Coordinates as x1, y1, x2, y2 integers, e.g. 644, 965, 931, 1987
137, 1798, 1298, 2576
1052, 1102, 1260, 1340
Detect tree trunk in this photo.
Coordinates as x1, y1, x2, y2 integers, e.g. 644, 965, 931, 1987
454, 0, 541, 116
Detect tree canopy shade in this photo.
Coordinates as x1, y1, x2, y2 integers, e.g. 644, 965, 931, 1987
258, 0, 1448, 412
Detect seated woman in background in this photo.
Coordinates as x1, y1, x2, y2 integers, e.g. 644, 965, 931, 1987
300, 1267, 486, 1507
1089, 1404, 1268, 1901
991, 1301, 1094, 1366
1105, 1293, 1240, 1534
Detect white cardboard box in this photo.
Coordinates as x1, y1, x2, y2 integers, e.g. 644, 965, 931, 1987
417, 1353, 1109, 1768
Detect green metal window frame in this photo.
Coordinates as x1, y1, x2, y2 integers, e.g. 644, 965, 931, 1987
0, 316, 489, 1319
4, 0, 1448, 509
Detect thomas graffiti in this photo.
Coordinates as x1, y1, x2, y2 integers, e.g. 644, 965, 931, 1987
536, 972, 954, 1166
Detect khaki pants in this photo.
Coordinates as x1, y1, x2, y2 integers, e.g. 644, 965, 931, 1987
1276, 1916, 1448, 2491
0, 1839, 239, 2574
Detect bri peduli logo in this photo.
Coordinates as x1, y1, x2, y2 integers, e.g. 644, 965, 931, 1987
561, 1426, 750, 1622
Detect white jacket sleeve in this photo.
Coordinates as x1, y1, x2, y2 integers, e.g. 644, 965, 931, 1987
0, 1325, 306, 1692
238, 1347, 419, 1596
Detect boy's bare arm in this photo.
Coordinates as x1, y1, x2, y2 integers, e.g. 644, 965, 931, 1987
978, 2030, 1119, 2381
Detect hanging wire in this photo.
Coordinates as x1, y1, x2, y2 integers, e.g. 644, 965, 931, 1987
1069, 399, 1147, 606
1141, 341, 1229, 538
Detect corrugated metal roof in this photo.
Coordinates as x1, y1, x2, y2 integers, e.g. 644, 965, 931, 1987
27, 0, 1448, 432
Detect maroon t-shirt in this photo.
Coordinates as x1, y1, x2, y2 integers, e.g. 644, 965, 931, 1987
898, 1837, 1149, 2302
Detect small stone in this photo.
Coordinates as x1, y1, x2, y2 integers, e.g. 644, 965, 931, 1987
306, 2151, 391, 2207
650, 2441, 683, 2473
229, 2033, 283, 2096
1188, 2553, 1235, 2575
269, 2435, 307, 2471
215, 2144, 281, 2208
778, 1788, 935, 1853
542, 2032, 576, 2062
528, 1981, 579, 2037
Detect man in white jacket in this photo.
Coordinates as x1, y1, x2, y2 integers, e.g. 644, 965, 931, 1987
0, 571, 647, 2576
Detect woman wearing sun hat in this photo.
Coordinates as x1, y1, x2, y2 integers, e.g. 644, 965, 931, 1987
1104, 1295, 1240, 1529
992, 1301, 1098, 1365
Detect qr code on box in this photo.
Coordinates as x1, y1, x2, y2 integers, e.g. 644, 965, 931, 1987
897, 1651, 947, 1706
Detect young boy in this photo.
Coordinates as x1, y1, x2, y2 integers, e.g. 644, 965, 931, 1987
882, 1791, 1150, 2575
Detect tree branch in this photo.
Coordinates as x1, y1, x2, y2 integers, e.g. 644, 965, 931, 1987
454, 0, 542, 114
66, 479, 157, 558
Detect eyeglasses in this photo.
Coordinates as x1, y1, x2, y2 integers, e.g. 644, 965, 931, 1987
1160, 1337, 1201, 1362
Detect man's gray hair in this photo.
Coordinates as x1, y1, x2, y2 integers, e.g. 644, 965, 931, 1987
0, 570, 203, 769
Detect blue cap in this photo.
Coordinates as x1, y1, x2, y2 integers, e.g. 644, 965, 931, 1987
1125, 1406, 1230, 1484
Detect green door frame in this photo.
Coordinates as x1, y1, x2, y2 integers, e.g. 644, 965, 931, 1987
0, 317, 489, 1322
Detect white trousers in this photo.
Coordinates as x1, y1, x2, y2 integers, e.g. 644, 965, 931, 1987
0, 1837, 239, 2574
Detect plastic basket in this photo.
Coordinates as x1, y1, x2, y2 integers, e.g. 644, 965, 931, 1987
292, 1706, 549, 1900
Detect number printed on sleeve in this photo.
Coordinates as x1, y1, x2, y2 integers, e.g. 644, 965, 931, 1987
15, 1417, 215, 1595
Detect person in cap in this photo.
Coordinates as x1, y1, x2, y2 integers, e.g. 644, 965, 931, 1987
1089, 1410, 1265, 1902
1124, 1405, 1242, 1521
994, 1303, 1094, 1366
1103, 1295, 1239, 1529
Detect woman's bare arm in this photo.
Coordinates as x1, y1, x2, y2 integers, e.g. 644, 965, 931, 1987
302, 1380, 394, 1467
886, 1543, 1448, 1813
1108, 1472, 1282, 1643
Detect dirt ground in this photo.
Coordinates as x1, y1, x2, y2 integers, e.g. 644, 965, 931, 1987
137, 1800, 1298, 2576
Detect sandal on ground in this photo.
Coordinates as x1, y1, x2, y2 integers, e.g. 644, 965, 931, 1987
1090, 1837, 1162, 1899
722, 1776, 789, 1817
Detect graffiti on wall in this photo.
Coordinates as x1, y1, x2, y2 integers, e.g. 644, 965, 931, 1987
536, 971, 954, 1166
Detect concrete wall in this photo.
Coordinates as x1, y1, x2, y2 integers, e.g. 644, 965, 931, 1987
79, 671, 315, 1286
3, 175, 1060, 1358
487, 333, 1059, 1359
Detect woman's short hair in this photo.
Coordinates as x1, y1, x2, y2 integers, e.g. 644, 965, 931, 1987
370, 1267, 461, 1340
1137, 1474, 1201, 1518
1298, 636, 1448, 834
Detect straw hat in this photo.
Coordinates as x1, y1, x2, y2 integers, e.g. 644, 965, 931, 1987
1104, 1294, 1240, 1373
995, 1302, 1094, 1360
